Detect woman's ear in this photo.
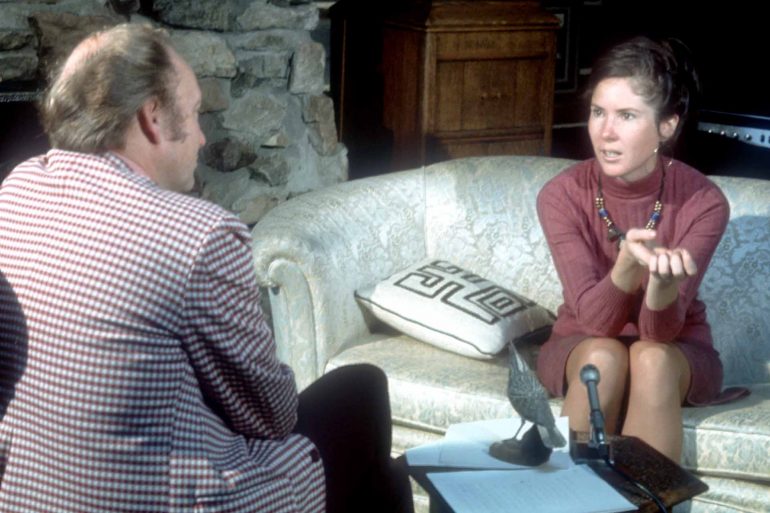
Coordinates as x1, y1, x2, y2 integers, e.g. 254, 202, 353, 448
136, 98, 163, 145
659, 114, 680, 142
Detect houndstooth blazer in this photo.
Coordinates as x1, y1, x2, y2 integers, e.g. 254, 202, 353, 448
0, 150, 325, 512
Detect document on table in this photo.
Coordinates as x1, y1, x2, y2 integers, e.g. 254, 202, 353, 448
405, 416, 572, 470
427, 465, 636, 513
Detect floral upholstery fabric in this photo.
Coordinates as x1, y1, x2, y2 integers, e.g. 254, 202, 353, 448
251, 169, 427, 389
700, 176, 770, 386
678, 475, 770, 513
251, 156, 770, 513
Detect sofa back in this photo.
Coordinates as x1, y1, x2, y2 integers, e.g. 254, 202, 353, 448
701, 176, 770, 386
421, 157, 770, 386
422, 156, 575, 313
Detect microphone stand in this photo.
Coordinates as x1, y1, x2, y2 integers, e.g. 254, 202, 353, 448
570, 364, 668, 513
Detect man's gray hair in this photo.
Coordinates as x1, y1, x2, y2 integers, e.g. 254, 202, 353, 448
40, 23, 180, 153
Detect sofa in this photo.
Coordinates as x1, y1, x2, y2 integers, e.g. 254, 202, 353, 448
250, 156, 770, 513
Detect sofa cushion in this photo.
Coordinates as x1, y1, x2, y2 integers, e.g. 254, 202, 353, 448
687, 475, 770, 513
355, 259, 555, 359
327, 335, 562, 431
681, 383, 770, 483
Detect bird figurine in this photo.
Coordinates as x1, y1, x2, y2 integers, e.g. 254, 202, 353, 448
489, 339, 567, 466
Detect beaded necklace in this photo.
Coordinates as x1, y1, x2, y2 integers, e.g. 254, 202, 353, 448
595, 166, 665, 245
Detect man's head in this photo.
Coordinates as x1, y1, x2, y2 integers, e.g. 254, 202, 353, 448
40, 23, 205, 192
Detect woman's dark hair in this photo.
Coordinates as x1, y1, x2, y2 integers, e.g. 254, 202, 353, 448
585, 36, 700, 146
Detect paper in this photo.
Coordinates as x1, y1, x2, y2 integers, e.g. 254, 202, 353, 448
405, 416, 571, 470
427, 465, 636, 513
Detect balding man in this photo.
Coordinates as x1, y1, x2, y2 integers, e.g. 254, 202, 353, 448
0, 23, 411, 513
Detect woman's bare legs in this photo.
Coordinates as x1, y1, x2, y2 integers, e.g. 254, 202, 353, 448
562, 337, 629, 434
622, 340, 691, 461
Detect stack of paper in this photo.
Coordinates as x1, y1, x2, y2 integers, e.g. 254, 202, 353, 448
406, 417, 636, 513
427, 466, 636, 513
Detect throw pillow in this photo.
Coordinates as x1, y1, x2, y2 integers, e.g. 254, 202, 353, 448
355, 259, 555, 359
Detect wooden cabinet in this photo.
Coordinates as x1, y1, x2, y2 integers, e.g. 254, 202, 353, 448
381, 1, 559, 171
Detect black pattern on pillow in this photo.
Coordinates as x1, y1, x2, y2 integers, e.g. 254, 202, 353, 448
355, 259, 555, 359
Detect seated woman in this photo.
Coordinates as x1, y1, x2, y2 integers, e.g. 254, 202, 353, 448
535, 36, 746, 461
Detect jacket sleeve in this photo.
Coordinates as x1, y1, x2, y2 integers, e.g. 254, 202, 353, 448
180, 216, 298, 439
637, 184, 729, 341
537, 176, 637, 337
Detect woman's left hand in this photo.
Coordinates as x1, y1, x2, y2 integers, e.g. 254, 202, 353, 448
648, 247, 698, 285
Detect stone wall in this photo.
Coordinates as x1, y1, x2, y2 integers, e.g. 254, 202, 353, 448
0, 0, 347, 225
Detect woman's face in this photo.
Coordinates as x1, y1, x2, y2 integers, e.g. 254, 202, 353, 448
588, 77, 678, 183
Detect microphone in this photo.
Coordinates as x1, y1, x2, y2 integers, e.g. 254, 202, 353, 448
580, 364, 610, 459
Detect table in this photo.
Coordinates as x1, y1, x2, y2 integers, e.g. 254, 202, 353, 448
406, 433, 708, 513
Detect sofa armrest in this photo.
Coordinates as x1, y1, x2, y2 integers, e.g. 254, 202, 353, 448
251, 169, 427, 389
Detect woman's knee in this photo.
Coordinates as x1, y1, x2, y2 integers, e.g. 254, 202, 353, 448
629, 341, 687, 377
567, 337, 629, 384
628, 341, 690, 402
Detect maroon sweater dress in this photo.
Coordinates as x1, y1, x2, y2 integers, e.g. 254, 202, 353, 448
535, 158, 732, 405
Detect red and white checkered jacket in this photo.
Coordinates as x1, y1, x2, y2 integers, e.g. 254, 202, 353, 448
0, 150, 324, 512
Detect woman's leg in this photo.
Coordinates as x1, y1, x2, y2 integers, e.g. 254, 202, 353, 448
622, 340, 691, 461
561, 337, 629, 434
294, 364, 413, 513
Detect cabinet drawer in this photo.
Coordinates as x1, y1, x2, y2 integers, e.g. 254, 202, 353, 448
435, 30, 548, 61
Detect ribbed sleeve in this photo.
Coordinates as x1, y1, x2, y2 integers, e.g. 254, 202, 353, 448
637, 182, 729, 341
537, 166, 637, 337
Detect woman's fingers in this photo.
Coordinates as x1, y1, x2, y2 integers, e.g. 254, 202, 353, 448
681, 249, 698, 276
622, 229, 658, 266
625, 228, 657, 243
649, 248, 697, 284
650, 252, 671, 280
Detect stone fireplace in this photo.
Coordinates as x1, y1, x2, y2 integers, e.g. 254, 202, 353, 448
0, 0, 347, 225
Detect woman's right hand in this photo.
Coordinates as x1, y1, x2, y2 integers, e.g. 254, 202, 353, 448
620, 228, 659, 268
610, 228, 658, 293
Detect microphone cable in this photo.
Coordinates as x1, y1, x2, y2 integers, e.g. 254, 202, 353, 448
602, 454, 668, 513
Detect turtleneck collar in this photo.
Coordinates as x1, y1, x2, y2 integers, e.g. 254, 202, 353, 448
593, 158, 665, 200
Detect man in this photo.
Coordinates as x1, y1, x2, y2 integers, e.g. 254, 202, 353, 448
0, 23, 411, 513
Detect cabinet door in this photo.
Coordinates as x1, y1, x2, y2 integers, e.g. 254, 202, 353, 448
435, 58, 553, 132
432, 29, 554, 136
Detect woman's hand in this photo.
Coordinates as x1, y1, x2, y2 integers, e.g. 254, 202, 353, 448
644, 243, 698, 311
611, 228, 658, 293
613, 229, 698, 310
648, 247, 698, 284
620, 228, 659, 267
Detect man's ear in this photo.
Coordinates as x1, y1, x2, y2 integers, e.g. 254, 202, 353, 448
659, 114, 680, 142
137, 98, 164, 145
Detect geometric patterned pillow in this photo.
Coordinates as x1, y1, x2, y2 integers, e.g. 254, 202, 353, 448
355, 258, 555, 359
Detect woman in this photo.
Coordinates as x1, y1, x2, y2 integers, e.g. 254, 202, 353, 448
536, 36, 745, 461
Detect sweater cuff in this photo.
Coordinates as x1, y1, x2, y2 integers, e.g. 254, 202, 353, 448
581, 275, 636, 336
639, 299, 683, 342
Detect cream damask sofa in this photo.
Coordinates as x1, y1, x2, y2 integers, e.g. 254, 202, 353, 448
250, 156, 770, 513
